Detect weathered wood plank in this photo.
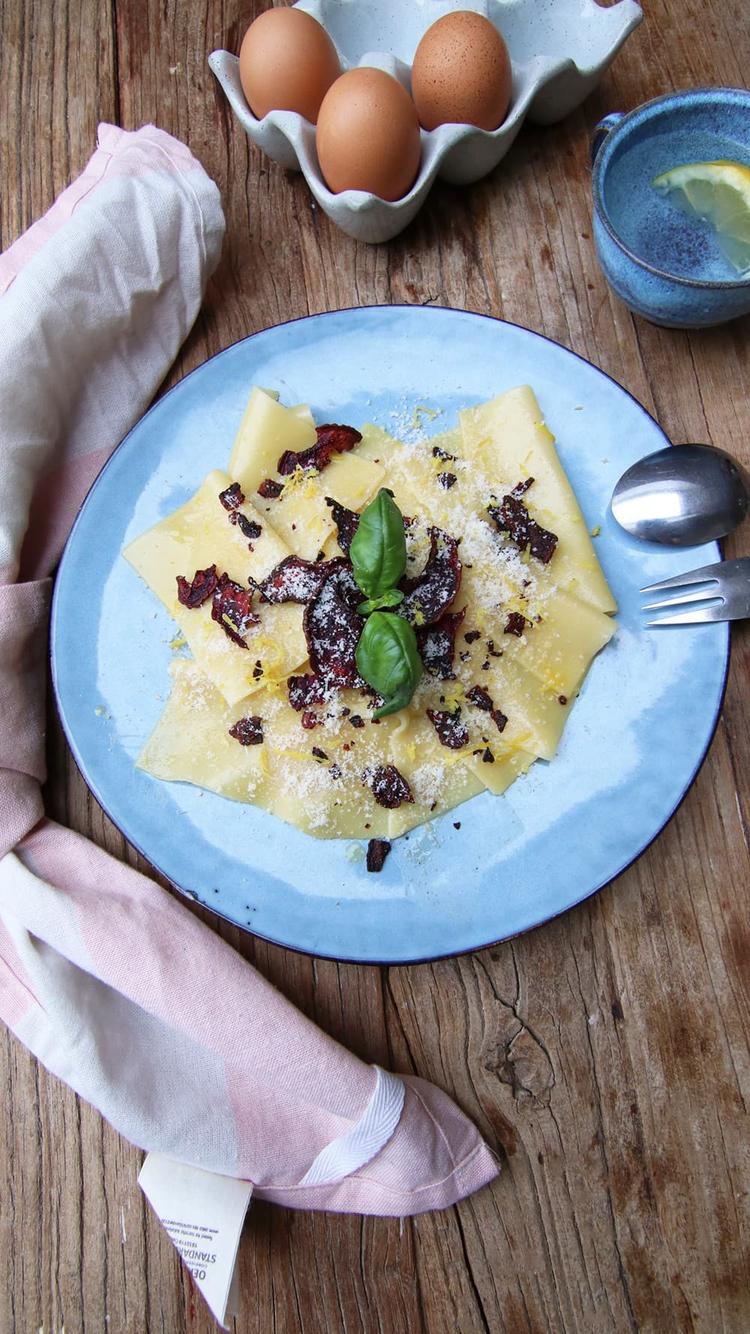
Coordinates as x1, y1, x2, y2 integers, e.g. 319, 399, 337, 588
0, 0, 117, 247
1, 0, 748, 1330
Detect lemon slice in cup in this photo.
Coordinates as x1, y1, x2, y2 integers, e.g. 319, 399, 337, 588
652, 160, 750, 274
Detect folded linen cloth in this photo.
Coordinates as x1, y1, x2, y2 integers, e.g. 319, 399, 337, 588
0, 124, 498, 1215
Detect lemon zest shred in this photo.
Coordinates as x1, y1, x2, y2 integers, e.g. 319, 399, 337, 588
275, 748, 322, 766
281, 466, 320, 500
443, 747, 475, 766
409, 404, 442, 433
438, 682, 467, 713
493, 733, 535, 761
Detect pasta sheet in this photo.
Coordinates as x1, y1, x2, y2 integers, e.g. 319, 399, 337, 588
125, 386, 617, 839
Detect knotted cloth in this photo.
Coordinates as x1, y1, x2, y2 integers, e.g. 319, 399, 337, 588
0, 124, 498, 1215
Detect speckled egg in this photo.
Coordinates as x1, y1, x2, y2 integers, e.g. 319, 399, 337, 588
411, 11, 512, 132
316, 68, 422, 201
239, 7, 341, 124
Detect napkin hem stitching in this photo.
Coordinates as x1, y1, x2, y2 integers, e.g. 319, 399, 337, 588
409, 1082, 458, 1170
255, 1139, 491, 1200
0, 950, 39, 1011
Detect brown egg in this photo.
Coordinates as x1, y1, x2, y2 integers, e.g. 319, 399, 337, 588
239, 7, 340, 124
411, 12, 512, 132
316, 68, 422, 201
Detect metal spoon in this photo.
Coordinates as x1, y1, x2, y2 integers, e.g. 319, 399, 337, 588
611, 444, 750, 546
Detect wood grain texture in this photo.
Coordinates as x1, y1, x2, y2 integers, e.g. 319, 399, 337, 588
1, 0, 749, 1330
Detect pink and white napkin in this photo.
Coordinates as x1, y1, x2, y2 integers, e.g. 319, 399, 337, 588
0, 122, 498, 1321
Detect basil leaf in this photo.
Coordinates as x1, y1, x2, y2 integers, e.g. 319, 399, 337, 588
357, 588, 405, 615
350, 488, 407, 599
355, 611, 422, 719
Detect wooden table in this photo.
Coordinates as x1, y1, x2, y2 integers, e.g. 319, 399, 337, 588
2, 2, 749, 1330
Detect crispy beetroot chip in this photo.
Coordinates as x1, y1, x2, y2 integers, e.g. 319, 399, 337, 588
277, 448, 312, 476
488, 486, 558, 564
366, 765, 413, 809
219, 481, 245, 512
317, 422, 363, 455
325, 496, 360, 553
504, 611, 526, 637
258, 478, 283, 499
427, 708, 469, 750
492, 708, 508, 733
466, 685, 507, 734
417, 607, 466, 679
257, 555, 341, 605
400, 526, 462, 626
366, 838, 392, 872
233, 513, 262, 542
304, 561, 365, 690
466, 684, 492, 711
228, 716, 263, 745
278, 423, 362, 477
511, 477, 534, 498
211, 574, 258, 648
288, 672, 326, 712
176, 564, 218, 609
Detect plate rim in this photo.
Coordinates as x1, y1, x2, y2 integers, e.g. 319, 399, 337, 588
50, 304, 731, 964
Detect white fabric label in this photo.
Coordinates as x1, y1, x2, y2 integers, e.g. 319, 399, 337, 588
139, 1152, 253, 1329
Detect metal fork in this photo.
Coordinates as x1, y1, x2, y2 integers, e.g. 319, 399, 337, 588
641, 557, 750, 625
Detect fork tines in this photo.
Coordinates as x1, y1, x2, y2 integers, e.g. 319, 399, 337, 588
641, 557, 749, 626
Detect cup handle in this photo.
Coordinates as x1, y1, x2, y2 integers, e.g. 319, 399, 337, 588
591, 112, 626, 166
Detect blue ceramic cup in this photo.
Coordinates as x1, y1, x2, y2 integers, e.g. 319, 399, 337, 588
591, 88, 750, 327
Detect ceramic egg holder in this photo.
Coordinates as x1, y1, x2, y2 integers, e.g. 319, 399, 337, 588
209, 0, 643, 244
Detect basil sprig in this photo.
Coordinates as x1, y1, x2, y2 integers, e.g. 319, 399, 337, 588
357, 588, 404, 615
355, 611, 423, 719
350, 488, 422, 718
350, 488, 407, 599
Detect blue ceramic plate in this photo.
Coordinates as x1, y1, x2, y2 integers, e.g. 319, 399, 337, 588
51, 307, 728, 963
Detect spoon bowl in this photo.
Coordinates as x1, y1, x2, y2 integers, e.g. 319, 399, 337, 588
611, 442, 750, 545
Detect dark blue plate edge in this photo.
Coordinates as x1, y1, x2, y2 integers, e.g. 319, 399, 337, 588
49, 304, 731, 966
